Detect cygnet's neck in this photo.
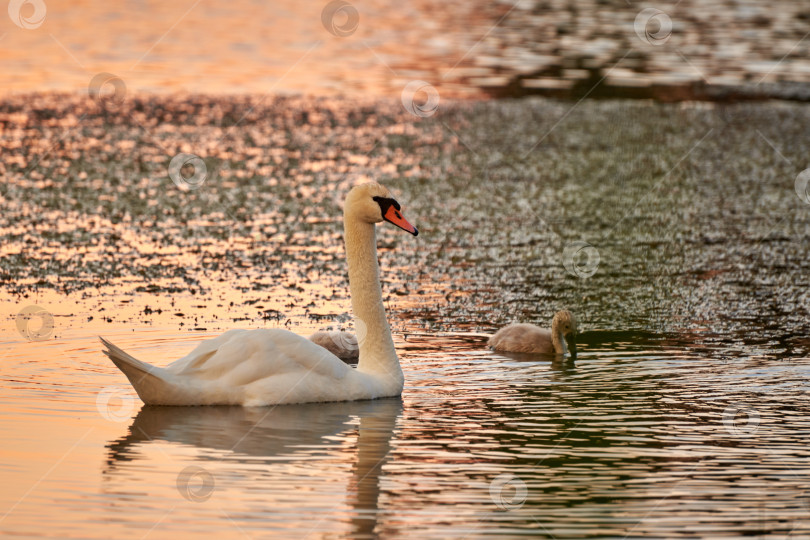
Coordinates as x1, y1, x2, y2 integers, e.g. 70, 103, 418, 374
343, 214, 403, 385
551, 318, 567, 355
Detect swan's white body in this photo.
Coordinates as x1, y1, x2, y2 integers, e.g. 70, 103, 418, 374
102, 183, 417, 406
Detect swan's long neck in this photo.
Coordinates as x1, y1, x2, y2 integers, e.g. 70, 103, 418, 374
344, 215, 403, 384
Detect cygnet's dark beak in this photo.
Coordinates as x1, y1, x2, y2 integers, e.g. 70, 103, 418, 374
565, 334, 577, 359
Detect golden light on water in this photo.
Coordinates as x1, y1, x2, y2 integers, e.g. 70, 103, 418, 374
3, 1, 810, 537
0, 0, 492, 98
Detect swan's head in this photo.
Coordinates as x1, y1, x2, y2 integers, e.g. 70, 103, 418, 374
552, 310, 578, 357
345, 182, 418, 236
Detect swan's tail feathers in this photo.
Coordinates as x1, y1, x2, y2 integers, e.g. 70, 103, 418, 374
100, 337, 175, 405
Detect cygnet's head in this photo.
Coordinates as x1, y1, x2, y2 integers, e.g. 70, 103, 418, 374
552, 310, 578, 357
344, 182, 418, 235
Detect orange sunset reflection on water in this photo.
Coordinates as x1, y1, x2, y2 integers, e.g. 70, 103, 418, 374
3, 1, 810, 531
0, 0, 495, 98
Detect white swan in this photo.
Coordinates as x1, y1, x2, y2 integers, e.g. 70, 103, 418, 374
100, 182, 418, 406
488, 310, 578, 356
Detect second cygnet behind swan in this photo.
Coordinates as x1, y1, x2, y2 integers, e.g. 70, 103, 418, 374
489, 310, 578, 357
309, 331, 359, 363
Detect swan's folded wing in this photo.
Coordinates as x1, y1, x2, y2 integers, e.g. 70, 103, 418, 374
167, 329, 250, 374
272, 332, 353, 379
167, 328, 351, 384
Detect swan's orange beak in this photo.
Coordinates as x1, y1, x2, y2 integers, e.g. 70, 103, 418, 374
383, 205, 418, 236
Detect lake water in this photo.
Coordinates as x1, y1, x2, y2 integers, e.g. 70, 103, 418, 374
0, 0, 496, 98
5, 0, 809, 101
2, 95, 810, 537
2, 330, 809, 538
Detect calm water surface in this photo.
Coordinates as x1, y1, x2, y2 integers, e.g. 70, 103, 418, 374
1, 328, 809, 538
0, 0, 495, 98
2, 96, 810, 537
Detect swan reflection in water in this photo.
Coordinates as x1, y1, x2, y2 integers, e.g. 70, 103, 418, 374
105, 398, 403, 537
